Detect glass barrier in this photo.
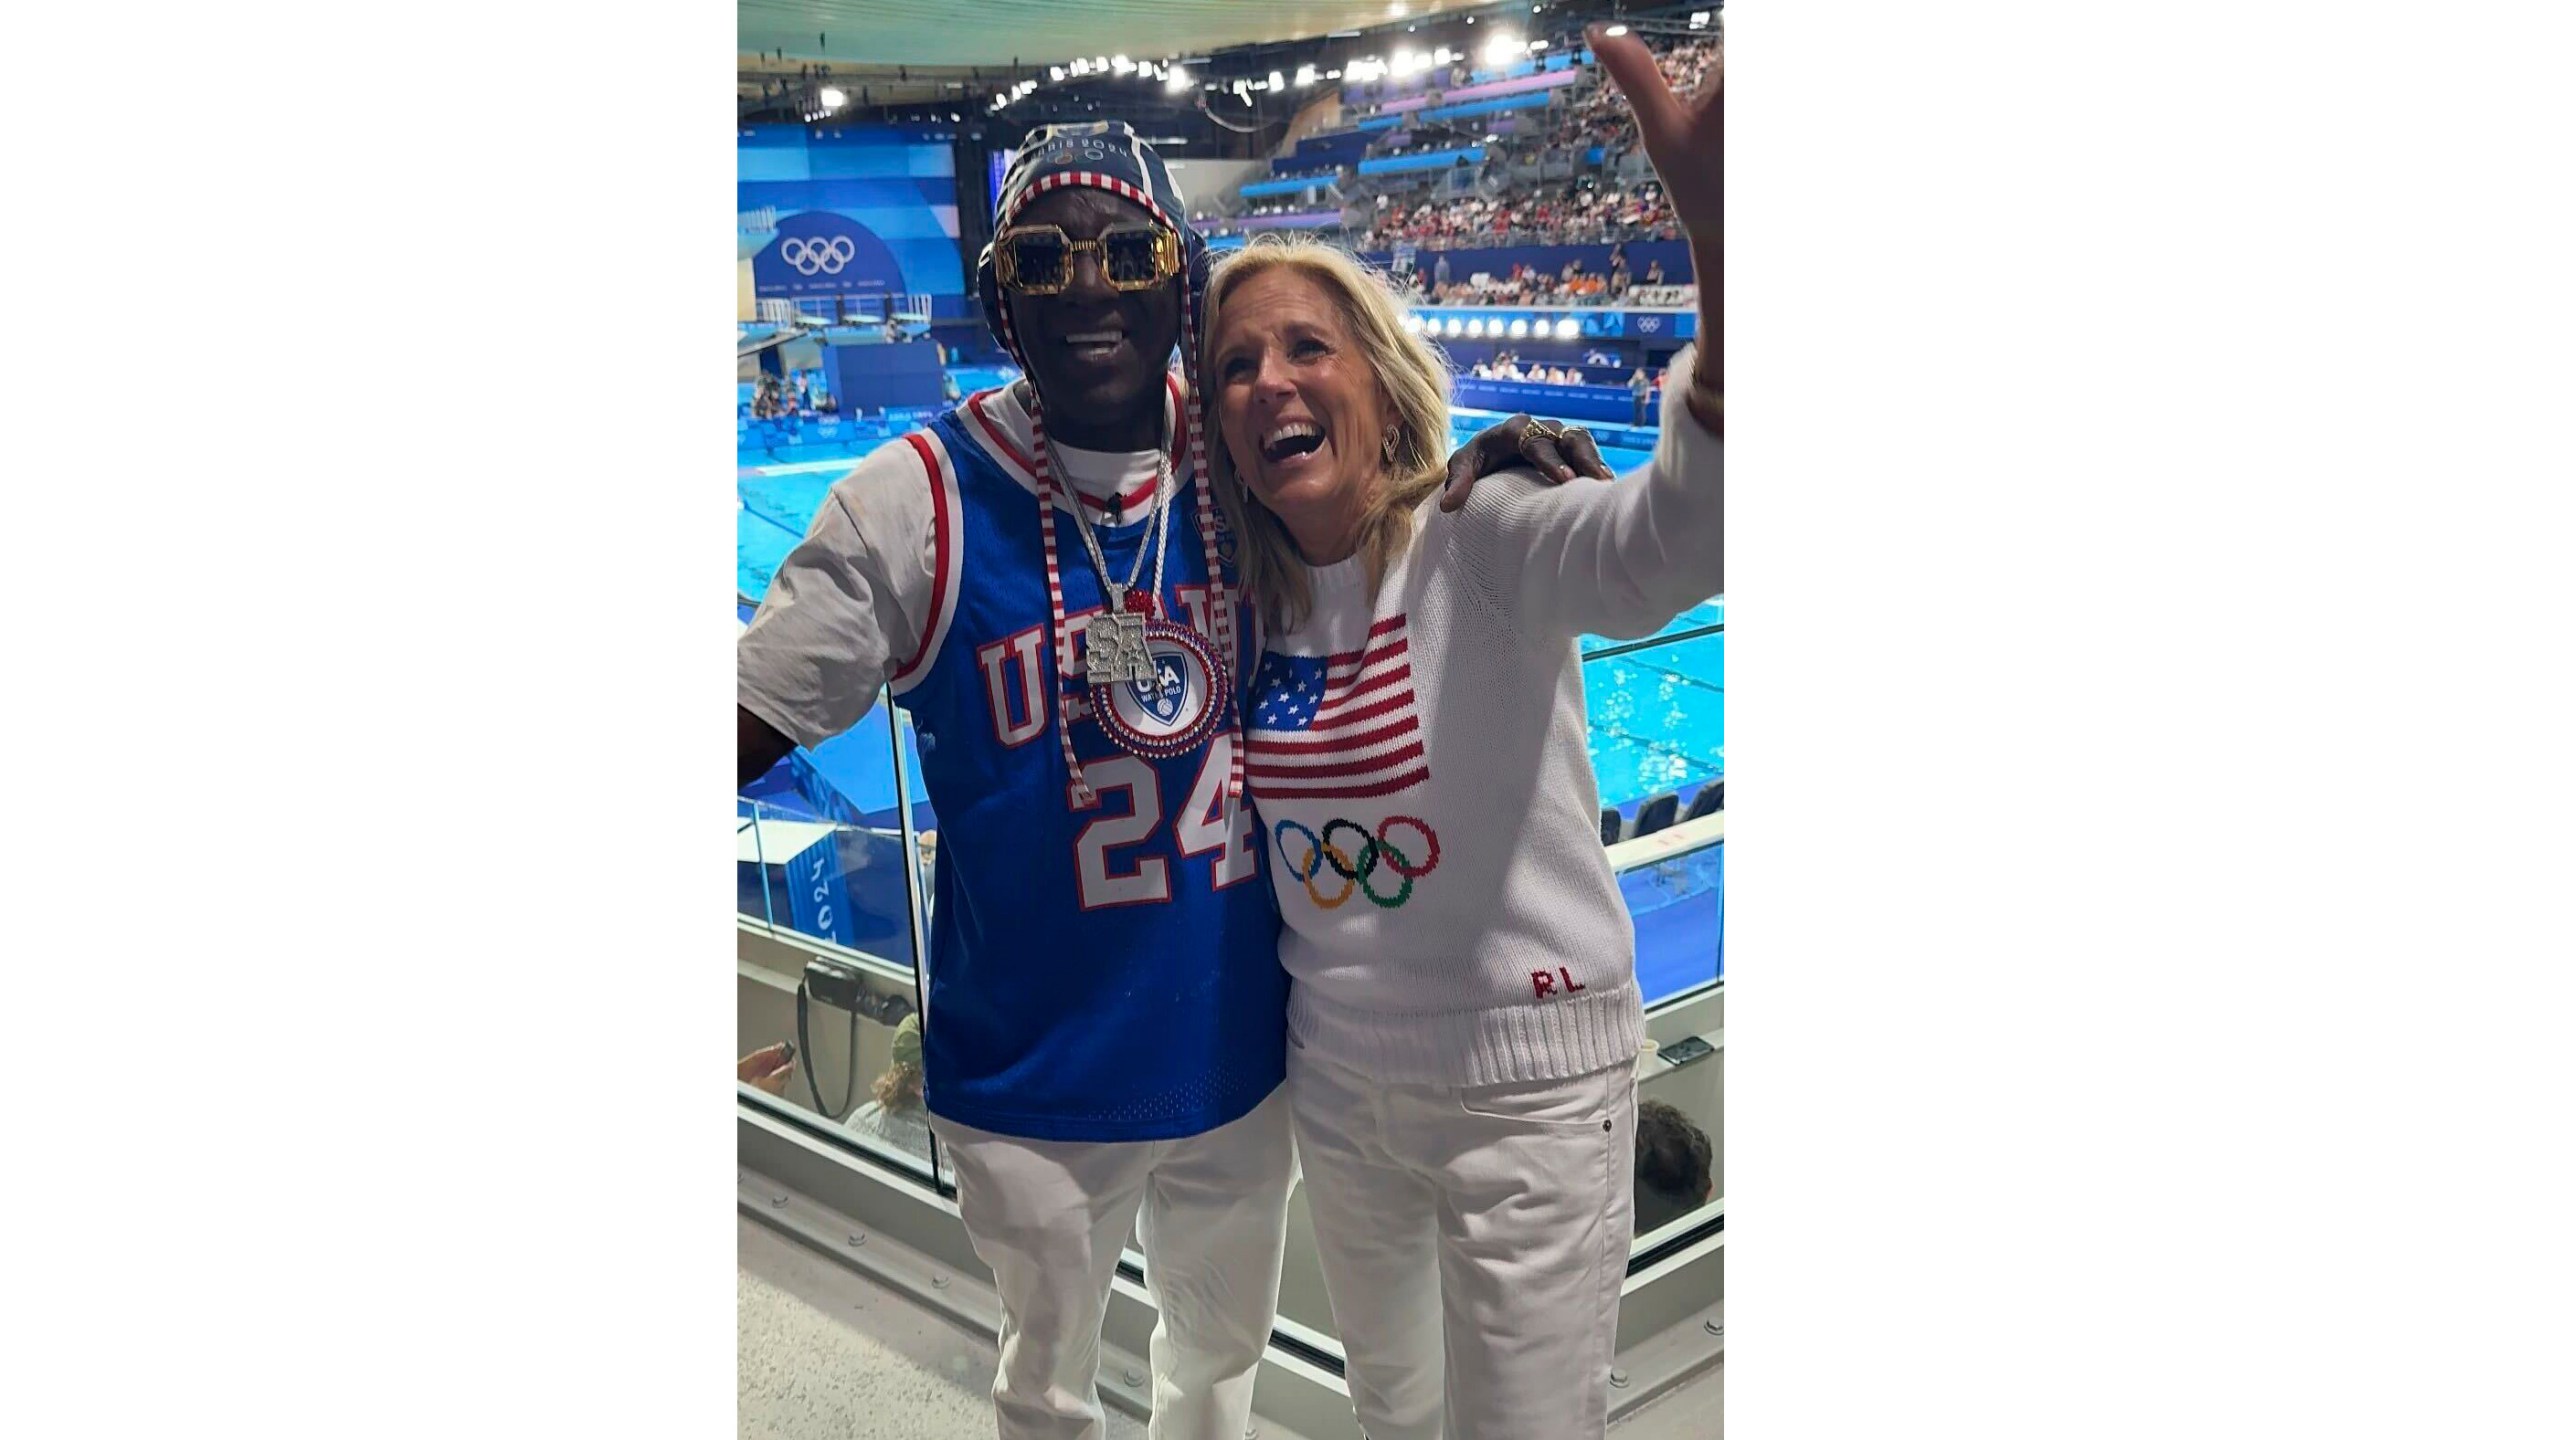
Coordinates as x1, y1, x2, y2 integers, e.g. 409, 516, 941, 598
737, 692, 936, 1183
1589, 613, 1725, 1259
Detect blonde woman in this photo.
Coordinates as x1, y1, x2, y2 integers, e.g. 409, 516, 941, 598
1200, 32, 1721, 1440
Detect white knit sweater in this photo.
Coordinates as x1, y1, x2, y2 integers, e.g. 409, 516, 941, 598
1246, 343, 1723, 1089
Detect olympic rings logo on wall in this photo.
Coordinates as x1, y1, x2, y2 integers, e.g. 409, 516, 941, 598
780, 235, 857, 275
1272, 816, 1442, 910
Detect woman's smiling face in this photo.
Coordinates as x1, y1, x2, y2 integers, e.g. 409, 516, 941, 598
1210, 266, 1392, 561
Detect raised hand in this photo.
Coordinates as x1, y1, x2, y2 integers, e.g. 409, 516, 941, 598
1588, 26, 1723, 425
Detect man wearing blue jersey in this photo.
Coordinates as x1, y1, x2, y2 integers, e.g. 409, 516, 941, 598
740, 123, 1599, 1440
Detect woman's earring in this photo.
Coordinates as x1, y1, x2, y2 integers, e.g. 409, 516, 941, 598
1382, 426, 1401, 466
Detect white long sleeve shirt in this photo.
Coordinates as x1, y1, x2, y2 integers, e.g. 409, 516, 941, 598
1246, 343, 1723, 1088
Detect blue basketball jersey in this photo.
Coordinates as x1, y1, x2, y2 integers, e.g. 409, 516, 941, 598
889, 383, 1283, 1144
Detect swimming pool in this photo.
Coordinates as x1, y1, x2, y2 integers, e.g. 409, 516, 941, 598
737, 386, 1722, 814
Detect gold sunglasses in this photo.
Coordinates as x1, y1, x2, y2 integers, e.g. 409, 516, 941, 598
994, 223, 1182, 294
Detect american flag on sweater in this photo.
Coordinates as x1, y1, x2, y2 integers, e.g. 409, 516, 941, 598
1245, 615, 1431, 800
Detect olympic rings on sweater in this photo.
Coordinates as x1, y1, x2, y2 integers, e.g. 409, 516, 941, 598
1272, 816, 1442, 910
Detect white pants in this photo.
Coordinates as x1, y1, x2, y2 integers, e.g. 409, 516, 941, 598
934, 1089, 1297, 1440
1287, 1039, 1637, 1440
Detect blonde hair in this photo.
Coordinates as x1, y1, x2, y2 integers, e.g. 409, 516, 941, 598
872, 1060, 923, 1113
1201, 235, 1453, 632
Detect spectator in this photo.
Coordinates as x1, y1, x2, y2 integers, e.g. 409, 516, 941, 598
1631, 1099, 1716, 1235
1629, 365, 1651, 425
847, 1014, 933, 1161
1645, 259, 1667, 285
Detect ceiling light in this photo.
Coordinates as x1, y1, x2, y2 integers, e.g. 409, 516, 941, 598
1165, 64, 1192, 93
819, 87, 846, 108
1269, 70, 1285, 89
1296, 64, 1317, 88
1605, 25, 1629, 37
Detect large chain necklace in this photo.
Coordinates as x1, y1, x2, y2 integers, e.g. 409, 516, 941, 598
1047, 437, 1171, 690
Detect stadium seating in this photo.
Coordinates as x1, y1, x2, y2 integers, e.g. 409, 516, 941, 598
1634, 792, 1680, 839
1681, 781, 1724, 823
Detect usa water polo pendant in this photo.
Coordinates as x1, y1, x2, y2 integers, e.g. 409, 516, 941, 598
1092, 621, 1231, 759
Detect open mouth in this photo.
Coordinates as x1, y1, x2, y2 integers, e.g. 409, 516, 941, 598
1260, 420, 1328, 466
1060, 328, 1129, 362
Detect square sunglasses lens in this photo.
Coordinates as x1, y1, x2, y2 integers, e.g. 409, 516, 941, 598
1008, 234, 1068, 288
1103, 231, 1164, 286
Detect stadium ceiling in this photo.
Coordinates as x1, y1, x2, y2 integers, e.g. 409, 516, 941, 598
739, 0, 1515, 69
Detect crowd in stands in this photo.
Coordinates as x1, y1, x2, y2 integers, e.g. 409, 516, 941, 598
1237, 197, 1336, 220
1541, 36, 1719, 171
1467, 352, 1594, 385
1402, 243, 1675, 307
1355, 176, 1678, 251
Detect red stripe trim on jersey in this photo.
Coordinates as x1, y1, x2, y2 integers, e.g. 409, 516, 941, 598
1079, 472, 1160, 515
967, 390, 1036, 476
889, 433, 952, 684
968, 378, 1186, 517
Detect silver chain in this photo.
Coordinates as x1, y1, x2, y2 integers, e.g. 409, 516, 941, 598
1049, 440, 1172, 617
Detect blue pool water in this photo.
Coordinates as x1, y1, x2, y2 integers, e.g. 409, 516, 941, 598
737, 392, 1721, 813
